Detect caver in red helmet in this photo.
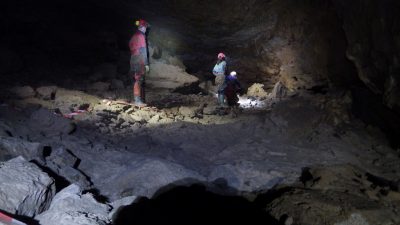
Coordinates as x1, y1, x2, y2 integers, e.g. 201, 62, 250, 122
135, 19, 149, 28
217, 52, 226, 59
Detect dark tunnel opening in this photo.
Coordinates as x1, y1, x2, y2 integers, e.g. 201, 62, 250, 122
113, 184, 280, 225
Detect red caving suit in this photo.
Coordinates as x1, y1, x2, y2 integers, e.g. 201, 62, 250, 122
129, 30, 148, 101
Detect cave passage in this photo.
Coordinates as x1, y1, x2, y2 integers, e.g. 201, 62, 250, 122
1, 0, 400, 225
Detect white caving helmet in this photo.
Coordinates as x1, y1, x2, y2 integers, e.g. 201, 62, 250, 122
230, 71, 237, 76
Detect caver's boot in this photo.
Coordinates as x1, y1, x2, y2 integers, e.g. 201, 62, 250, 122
134, 96, 147, 107
133, 81, 146, 107
218, 94, 226, 108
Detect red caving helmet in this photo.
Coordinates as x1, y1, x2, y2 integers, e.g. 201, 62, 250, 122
217, 52, 226, 59
135, 19, 149, 28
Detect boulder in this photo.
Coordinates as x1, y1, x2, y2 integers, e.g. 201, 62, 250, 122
146, 61, 198, 91
35, 184, 111, 225
270, 81, 287, 100
247, 83, 269, 98
0, 157, 55, 217
46, 147, 78, 168
9, 86, 36, 99
45, 147, 91, 189
36, 86, 57, 100
0, 136, 43, 162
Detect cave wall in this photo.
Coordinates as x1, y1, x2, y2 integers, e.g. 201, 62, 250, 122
146, 0, 400, 144
330, 0, 400, 147
2, 0, 397, 96
1, 0, 398, 87
333, 0, 400, 114
1, 0, 399, 145
146, 0, 357, 91
243, 0, 357, 91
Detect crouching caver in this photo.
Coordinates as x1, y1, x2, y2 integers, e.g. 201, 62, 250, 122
224, 71, 243, 116
129, 19, 150, 106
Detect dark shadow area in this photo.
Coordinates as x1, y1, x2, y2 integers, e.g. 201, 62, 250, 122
113, 183, 279, 225
82, 188, 110, 203
173, 81, 203, 95
30, 160, 71, 192
351, 86, 400, 149
42, 146, 52, 158
0, 0, 133, 87
366, 172, 400, 192
299, 167, 314, 185
306, 85, 329, 95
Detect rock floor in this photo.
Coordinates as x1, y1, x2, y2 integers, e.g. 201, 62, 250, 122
1, 85, 400, 224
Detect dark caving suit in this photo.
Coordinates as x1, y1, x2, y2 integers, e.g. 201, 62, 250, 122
224, 73, 242, 107
129, 23, 149, 105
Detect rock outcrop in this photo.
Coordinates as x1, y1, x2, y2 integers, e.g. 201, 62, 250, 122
266, 165, 400, 225
0, 157, 55, 217
44, 147, 92, 189
36, 86, 57, 100
247, 83, 269, 98
35, 184, 111, 225
0, 137, 43, 162
146, 61, 199, 92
